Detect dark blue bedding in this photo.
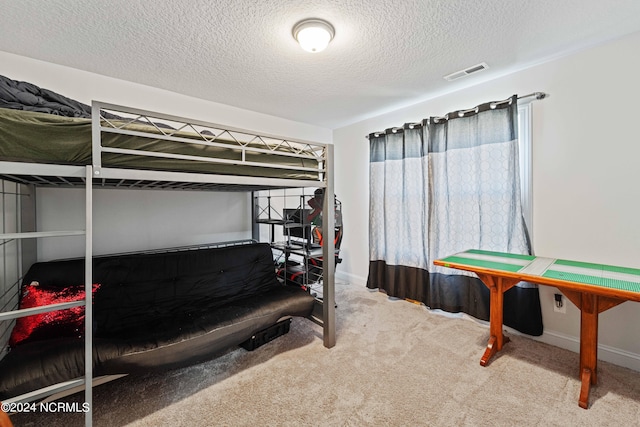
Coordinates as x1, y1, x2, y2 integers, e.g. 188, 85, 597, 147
0, 73, 113, 118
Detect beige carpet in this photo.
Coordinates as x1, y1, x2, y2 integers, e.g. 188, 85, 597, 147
11, 281, 640, 426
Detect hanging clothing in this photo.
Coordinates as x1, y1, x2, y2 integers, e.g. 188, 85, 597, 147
367, 95, 542, 336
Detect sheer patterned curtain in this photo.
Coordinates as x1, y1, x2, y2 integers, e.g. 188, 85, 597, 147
368, 95, 542, 335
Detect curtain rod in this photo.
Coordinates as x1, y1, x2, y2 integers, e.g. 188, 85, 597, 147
518, 92, 547, 102
366, 92, 547, 138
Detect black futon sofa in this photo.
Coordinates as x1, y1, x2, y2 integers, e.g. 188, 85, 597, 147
0, 242, 316, 399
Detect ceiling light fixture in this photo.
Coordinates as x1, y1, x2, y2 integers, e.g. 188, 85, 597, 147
292, 18, 335, 53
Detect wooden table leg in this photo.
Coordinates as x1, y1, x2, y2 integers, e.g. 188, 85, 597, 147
476, 274, 518, 367
578, 293, 598, 409
480, 334, 511, 367
579, 368, 593, 409
557, 288, 625, 409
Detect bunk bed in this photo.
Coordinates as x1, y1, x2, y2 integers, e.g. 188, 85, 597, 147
0, 78, 336, 426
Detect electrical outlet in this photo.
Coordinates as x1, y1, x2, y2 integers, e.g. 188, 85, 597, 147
553, 293, 566, 314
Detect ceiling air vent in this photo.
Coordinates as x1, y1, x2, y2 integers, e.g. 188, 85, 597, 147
443, 62, 489, 81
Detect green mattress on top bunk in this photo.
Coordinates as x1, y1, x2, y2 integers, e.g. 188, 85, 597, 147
0, 107, 321, 180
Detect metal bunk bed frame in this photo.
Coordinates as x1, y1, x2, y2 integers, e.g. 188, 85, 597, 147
0, 101, 336, 426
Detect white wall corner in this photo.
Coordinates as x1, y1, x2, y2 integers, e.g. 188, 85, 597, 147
336, 270, 368, 286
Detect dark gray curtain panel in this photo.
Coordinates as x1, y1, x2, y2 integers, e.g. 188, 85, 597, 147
368, 95, 542, 336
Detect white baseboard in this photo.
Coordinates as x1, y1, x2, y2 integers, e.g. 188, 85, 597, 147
335, 271, 367, 286
530, 329, 640, 372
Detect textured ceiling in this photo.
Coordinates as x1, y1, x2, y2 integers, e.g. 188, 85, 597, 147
1, 0, 640, 129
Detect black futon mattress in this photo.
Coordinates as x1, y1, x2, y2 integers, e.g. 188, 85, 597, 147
0, 243, 316, 399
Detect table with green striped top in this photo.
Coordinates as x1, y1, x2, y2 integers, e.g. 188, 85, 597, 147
434, 249, 640, 409
438, 249, 640, 298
